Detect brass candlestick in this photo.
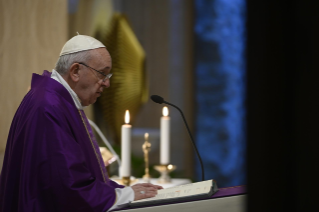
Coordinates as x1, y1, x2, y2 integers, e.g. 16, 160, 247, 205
122, 176, 131, 186
142, 133, 151, 182
154, 164, 176, 184
113, 176, 138, 186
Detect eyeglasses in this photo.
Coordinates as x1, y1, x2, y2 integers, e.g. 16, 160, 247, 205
78, 62, 112, 82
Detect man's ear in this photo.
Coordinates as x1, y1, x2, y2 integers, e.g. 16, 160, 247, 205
69, 63, 81, 82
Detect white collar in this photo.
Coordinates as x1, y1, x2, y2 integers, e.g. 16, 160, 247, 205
50, 69, 85, 110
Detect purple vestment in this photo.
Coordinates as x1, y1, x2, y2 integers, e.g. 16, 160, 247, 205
0, 71, 124, 212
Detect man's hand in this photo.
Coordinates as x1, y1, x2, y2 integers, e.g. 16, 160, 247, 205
131, 183, 163, 201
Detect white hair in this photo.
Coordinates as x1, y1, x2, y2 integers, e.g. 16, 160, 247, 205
54, 50, 92, 76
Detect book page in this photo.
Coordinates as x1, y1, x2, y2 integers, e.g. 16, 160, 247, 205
132, 180, 213, 203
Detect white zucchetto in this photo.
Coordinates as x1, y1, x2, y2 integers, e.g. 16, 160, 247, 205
60, 35, 106, 56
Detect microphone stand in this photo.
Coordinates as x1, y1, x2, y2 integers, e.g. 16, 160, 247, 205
163, 101, 205, 181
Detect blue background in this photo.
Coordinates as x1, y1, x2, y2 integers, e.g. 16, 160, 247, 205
194, 0, 246, 187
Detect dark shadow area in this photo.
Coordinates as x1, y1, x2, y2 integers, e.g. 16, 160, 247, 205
246, 0, 319, 211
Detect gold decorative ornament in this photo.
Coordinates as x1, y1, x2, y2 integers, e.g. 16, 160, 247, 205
95, 13, 148, 145
142, 133, 151, 182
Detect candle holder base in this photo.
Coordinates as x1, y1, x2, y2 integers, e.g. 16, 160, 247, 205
154, 164, 176, 184
113, 176, 138, 186
142, 173, 151, 183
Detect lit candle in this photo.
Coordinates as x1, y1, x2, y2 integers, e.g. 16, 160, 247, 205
121, 110, 131, 177
160, 106, 170, 165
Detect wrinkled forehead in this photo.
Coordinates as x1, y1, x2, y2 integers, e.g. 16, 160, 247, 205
90, 48, 112, 69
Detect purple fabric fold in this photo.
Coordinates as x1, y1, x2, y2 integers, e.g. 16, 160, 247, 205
0, 71, 124, 212
79, 110, 109, 183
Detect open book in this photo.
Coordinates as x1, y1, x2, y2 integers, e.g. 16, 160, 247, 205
130, 179, 218, 207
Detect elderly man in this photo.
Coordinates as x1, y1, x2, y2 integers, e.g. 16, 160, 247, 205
0, 35, 162, 212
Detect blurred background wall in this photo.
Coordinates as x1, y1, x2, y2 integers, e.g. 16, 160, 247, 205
194, 0, 246, 186
0, 0, 68, 170
114, 0, 196, 180
0, 0, 246, 188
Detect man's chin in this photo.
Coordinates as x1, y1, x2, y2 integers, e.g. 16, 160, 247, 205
81, 97, 98, 107
90, 98, 98, 105
81, 100, 91, 107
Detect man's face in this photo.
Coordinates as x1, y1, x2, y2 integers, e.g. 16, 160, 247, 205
76, 48, 112, 106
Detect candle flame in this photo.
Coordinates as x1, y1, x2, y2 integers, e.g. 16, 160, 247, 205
144, 133, 149, 141
124, 110, 130, 124
162, 106, 169, 116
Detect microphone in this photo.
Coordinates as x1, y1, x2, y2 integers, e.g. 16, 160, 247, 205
150, 95, 164, 104
150, 95, 205, 181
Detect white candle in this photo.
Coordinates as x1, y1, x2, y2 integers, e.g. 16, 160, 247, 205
121, 110, 131, 177
160, 106, 170, 165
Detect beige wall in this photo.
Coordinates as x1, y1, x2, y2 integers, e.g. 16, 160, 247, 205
0, 0, 68, 169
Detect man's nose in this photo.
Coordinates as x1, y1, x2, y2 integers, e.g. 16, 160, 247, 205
102, 79, 110, 88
